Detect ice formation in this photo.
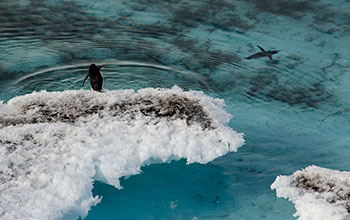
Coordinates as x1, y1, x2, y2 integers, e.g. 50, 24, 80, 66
271, 165, 350, 220
0, 86, 244, 220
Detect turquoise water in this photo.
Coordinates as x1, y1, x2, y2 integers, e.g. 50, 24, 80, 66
1, 0, 350, 219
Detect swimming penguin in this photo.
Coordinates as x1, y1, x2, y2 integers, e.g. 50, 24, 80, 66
246, 45, 279, 61
82, 64, 104, 92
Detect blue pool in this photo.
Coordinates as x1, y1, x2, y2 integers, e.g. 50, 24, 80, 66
0, 1, 349, 219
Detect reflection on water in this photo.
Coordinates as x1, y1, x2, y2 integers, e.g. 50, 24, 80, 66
1, 0, 350, 219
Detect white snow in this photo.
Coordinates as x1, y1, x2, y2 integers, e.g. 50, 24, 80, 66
0, 86, 244, 220
271, 165, 350, 220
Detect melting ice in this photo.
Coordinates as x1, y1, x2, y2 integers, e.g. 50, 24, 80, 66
271, 166, 350, 220
0, 86, 244, 220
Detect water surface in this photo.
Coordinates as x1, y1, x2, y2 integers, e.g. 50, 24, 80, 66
1, 0, 350, 219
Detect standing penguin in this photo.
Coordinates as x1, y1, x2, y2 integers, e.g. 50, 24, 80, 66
82, 64, 104, 92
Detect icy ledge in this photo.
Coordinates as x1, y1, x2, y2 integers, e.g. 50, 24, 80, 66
271, 166, 350, 220
0, 86, 244, 220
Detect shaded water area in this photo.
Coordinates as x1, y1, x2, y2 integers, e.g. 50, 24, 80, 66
1, 0, 350, 219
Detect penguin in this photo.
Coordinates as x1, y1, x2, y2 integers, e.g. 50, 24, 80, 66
82, 64, 104, 92
246, 45, 279, 61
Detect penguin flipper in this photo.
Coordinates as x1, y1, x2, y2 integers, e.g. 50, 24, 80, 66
268, 55, 272, 60
82, 73, 89, 87
98, 65, 104, 70
257, 45, 266, 52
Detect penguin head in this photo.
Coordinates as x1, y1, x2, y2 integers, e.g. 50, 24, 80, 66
89, 64, 99, 73
271, 50, 280, 54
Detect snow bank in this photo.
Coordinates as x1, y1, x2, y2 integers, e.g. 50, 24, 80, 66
271, 165, 350, 220
0, 86, 244, 220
